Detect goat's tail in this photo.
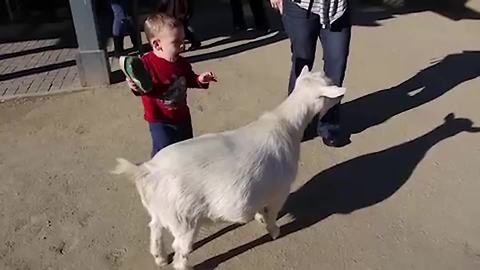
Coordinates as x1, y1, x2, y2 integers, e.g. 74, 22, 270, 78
110, 158, 147, 182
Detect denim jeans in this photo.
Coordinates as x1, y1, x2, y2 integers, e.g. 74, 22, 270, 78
282, 0, 351, 137
110, 0, 134, 37
148, 120, 193, 157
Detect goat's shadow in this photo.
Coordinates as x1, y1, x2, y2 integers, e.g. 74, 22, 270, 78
342, 50, 480, 136
193, 114, 479, 269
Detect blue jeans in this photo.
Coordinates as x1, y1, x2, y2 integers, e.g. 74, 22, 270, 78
282, 0, 351, 136
110, 0, 133, 37
149, 121, 193, 157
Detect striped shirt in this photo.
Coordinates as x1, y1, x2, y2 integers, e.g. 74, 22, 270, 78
293, 0, 348, 27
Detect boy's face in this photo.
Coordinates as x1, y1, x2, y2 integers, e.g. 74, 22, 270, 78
151, 27, 185, 60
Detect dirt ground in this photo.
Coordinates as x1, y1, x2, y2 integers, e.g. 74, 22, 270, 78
1, 2, 480, 270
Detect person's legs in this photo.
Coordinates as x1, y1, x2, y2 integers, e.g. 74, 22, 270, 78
123, 0, 140, 52
183, 21, 201, 50
319, 29, 351, 86
248, 0, 268, 30
111, 0, 129, 56
317, 14, 351, 145
282, 0, 321, 139
282, 0, 320, 94
230, 0, 246, 30
183, 0, 201, 50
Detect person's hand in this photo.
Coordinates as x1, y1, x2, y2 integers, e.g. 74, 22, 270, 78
198, 72, 217, 84
126, 77, 142, 93
270, 0, 283, 14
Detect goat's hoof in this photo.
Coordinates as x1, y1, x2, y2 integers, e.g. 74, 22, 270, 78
269, 226, 280, 240
173, 265, 192, 270
173, 260, 192, 270
254, 213, 266, 225
154, 256, 168, 267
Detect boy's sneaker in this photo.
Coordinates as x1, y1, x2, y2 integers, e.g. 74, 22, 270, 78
119, 55, 153, 93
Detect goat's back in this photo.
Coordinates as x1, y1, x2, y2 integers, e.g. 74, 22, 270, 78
142, 116, 301, 222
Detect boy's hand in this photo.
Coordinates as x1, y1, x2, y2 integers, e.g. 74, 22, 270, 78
198, 72, 217, 84
126, 78, 143, 93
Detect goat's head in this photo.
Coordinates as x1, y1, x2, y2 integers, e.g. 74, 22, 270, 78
293, 66, 346, 116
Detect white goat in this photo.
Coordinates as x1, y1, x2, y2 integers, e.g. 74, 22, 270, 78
111, 67, 345, 270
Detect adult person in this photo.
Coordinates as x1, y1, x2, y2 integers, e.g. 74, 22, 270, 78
270, 0, 351, 146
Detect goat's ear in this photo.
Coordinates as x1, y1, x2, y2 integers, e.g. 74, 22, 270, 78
299, 66, 310, 77
322, 85, 346, 98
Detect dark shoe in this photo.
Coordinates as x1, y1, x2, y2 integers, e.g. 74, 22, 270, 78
321, 130, 351, 148
301, 124, 317, 142
322, 135, 340, 147
254, 23, 271, 33
233, 24, 246, 33
188, 39, 201, 51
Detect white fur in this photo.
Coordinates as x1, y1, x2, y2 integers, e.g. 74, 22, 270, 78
111, 67, 345, 270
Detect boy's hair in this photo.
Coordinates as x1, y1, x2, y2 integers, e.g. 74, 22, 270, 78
144, 13, 182, 42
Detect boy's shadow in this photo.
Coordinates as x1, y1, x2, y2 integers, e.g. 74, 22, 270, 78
343, 50, 480, 136
194, 113, 480, 269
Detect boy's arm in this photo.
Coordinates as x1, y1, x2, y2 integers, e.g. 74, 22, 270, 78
185, 63, 210, 89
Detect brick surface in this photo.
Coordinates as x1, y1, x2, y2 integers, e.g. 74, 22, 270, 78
15, 78, 34, 95
0, 33, 111, 98
29, 77, 45, 93
3, 85, 18, 96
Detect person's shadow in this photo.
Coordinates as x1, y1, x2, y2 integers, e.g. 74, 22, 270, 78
194, 113, 480, 269
342, 50, 480, 136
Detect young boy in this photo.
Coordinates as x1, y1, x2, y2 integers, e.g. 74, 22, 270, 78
122, 13, 216, 157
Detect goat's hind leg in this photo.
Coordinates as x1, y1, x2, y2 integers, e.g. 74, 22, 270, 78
255, 206, 280, 239
149, 216, 168, 266
171, 219, 200, 270
262, 192, 290, 240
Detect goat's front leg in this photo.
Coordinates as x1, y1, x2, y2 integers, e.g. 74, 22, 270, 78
149, 217, 167, 266
255, 208, 267, 225
261, 191, 290, 240
171, 220, 199, 270
256, 206, 280, 239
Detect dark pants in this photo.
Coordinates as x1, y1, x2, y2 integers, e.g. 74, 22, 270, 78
148, 121, 193, 157
282, 0, 351, 136
158, 0, 200, 45
110, 0, 138, 53
230, 0, 268, 29
111, 0, 136, 36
